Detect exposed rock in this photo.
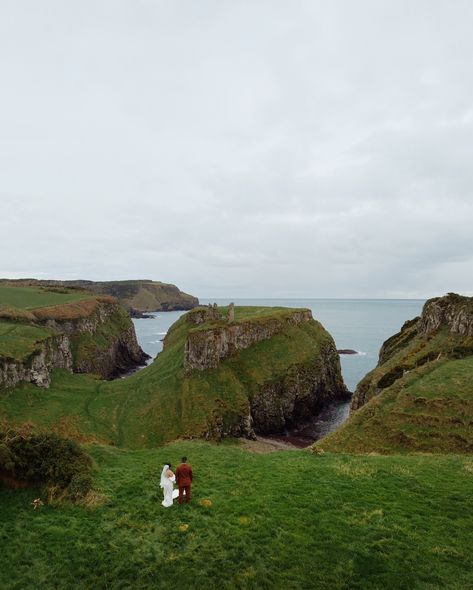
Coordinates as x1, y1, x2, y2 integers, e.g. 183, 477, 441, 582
250, 349, 348, 435
180, 306, 348, 439
184, 309, 313, 371
44, 300, 149, 379
129, 309, 155, 319
186, 303, 223, 326
337, 349, 358, 355
0, 300, 149, 390
419, 293, 473, 337
0, 334, 72, 390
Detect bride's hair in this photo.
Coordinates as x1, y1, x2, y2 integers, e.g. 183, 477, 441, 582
165, 462, 172, 469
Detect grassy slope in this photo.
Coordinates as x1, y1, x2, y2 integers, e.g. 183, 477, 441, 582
1, 441, 472, 590
0, 286, 99, 361
353, 324, 473, 410
0, 320, 54, 361
0, 308, 335, 447
0, 285, 90, 310
319, 356, 473, 454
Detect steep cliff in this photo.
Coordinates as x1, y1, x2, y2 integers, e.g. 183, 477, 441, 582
317, 293, 473, 454
0, 332, 72, 389
184, 306, 313, 371
0, 278, 199, 313
0, 286, 148, 390
178, 306, 348, 439
44, 299, 149, 378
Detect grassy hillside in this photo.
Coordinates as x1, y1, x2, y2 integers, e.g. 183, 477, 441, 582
351, 294, 473, 412
0, 286, 94, 361
0, 279, 199, 312
0, 320, 54, 361
0, 307, 340, 447
318, 294, 473, 454
319, 357, 473, 454
1, 441, 472, 590
0, 285, 91, 310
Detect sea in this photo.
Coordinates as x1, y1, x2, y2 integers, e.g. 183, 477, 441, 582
132, 299, 425, 444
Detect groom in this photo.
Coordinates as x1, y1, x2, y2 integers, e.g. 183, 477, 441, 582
176, 456, 193, 505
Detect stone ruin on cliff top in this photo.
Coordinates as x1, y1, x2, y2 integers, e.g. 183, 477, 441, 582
188, 302, 235, 325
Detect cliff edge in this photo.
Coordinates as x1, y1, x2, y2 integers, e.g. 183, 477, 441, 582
0, 278, 199, 314
0, 285, 148, 390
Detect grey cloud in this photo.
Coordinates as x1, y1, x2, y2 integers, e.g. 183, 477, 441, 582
1, 0, 473, 298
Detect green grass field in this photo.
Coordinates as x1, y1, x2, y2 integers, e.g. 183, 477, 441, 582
1, 441, 472, 590
0, 285, 91, 310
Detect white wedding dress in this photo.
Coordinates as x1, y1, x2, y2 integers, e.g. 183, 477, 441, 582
160, 465, 179, 508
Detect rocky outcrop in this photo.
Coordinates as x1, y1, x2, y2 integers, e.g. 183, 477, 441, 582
184, 309, 313, 371
419, 293, 473, 337
0, 300, 148, 390
44, 300, 149, 378
0, 334, 72, 389
250, 341, 348, 434
178, 306, 348, 439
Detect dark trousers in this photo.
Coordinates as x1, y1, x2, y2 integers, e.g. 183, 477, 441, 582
178, 485, 191, 504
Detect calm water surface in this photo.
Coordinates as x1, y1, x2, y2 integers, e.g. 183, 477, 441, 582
132, 299, 425, 443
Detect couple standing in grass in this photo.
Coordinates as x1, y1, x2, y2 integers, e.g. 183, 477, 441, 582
160, 456, 193, 508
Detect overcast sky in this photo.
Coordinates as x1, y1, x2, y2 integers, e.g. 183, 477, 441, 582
1, 1, 472, 298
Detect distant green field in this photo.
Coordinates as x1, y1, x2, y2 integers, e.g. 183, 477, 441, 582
1, 441, 472, 589
0, 285, 91, 310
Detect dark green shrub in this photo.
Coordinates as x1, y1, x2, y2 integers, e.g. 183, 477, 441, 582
67, 473, 93, 500
0, 443, 14, 471
0, 426, 93, 500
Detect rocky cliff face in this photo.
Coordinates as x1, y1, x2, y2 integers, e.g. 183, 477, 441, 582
184, 309, 313, 371
44, 300, 148, 378
250, 340, 347, 434
0, 334, 72, 389
351, 293, 473, 411
419, 293, 473, 337
0, 300, 148, 390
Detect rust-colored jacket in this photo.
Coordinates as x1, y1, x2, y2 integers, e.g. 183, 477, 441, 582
176, 463, 193, 487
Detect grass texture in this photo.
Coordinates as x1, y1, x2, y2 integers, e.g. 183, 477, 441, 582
1, 441, 472, 590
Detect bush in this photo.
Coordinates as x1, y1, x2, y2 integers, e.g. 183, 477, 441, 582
67, 473, 93, 500
0, 425, 93, 500
0, 443, 14, 471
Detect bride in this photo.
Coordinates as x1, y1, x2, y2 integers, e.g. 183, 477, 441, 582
160, 463, 179, 507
